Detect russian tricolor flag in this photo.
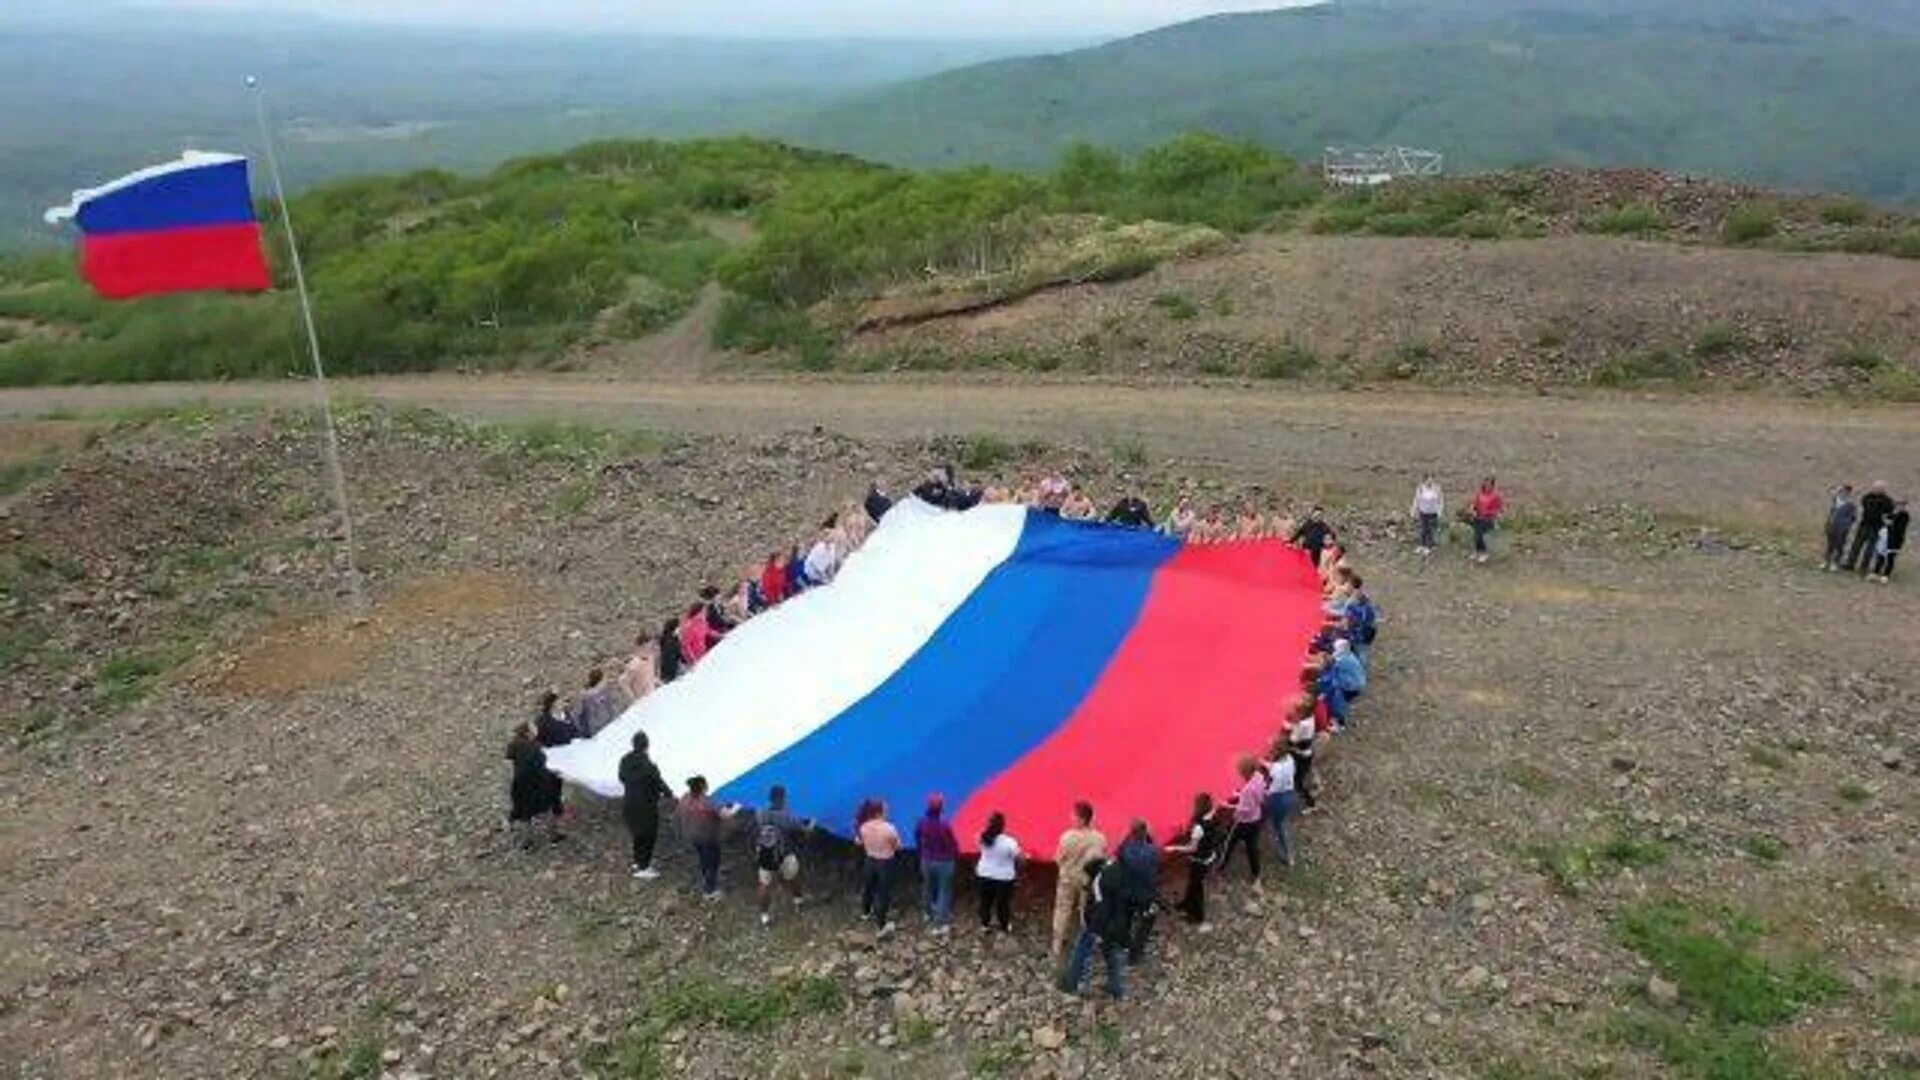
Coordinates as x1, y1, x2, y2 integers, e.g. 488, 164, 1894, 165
548, 500, 1327, 854
44, 152, 272, 300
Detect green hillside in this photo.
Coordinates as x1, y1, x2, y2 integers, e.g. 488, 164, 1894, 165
779, 1, 1920, 202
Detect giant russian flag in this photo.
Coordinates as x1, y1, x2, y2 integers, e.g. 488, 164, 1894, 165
44, 152, 272, 299
548, 500, 1327, 855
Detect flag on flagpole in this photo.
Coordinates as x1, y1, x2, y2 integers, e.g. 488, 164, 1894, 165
44, 152, 272, 300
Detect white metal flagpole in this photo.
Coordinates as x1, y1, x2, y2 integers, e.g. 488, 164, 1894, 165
246, 75, 367, 613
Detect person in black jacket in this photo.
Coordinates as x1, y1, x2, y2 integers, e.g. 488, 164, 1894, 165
1105, 489, 1154, 529
1870, 499, 1908, 582
1291, 507, 1333, 564
864, 482, 894, 524
1057, 856, 1135, 999
657, 616, 684, 684
505, 719, 564, 849
618, 731, 675, 879
1848, 482, 1895, 574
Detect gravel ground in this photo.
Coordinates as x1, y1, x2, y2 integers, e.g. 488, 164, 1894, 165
1, 403, 1916, 1079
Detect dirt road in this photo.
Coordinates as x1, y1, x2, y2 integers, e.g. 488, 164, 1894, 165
5, 375, 1913, 534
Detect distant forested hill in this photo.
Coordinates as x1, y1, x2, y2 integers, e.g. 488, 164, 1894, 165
779, 0, 1920, 201
0, 10, 1073, 248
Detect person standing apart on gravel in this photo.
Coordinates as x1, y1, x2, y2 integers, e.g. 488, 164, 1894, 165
504, 719, 564, 849
753, 785, 811, 926
572, 667, 621, 738
1167, 793, 1221, 931
677, 776, 734, 900
975, 812, 1023, 934
618, 732, 673, 879
1470, 477, 1506, 564
856, 799, 903, 936
1822, 484, 1857, 571
1221, 756, 1267, 885
1848, 482, 1895, 575
916, 795, 961, 935
1049, 801, 1109, 961
1870, 499, 1908, 583
1411, 475, 1444, 555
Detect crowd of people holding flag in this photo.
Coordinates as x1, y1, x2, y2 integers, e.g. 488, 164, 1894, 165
502, 465, 1383, 1000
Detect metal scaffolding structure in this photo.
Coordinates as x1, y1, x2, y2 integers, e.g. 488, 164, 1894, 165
1322, 145, 1445, 186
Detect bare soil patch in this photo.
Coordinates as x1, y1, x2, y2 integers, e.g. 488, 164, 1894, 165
1, 403, 1914, 1078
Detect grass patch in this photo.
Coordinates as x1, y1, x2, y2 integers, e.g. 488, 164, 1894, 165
299, 1033, 383, 1080
959, 432, 1016, 472
1150, 292, 1199, 321
1618, 901, 1841, 1026
969, 1039, 1028, 1077
551, 477, 597, 518
1591, 349, 1698, 387
1819, 199, 1870, 226
1722, 203, 1779, 244
1255, 339, 1319, 379
1110, 435, 1150, 469
98, 642, 197, 708
1498, 760, 1558, 796
899, 1015, 938, 1046
1690, 324, 1743, 358
1584, 202, 1667, 235
1827, 344, 1886, 373
0, 453, 59, 496
593, 974, 847, 1079
1745, 745, 1787, 771
1867, 364, 1920, 402
484, 418, 660, 462
1836, 780, 1871, 805
1840, 872, 1920, 934
1527, 826, 1668, 895
1738, 834, 1785, 864
1885, 981, 1920, 1036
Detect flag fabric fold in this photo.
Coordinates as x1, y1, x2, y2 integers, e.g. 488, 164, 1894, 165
44, 152, 272, 299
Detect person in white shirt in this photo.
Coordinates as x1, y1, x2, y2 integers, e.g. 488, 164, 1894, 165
1411, 475, 1445, 555
1263, 738, 1300, 867
802, 529, 842, 586
974, 812, 1023, 932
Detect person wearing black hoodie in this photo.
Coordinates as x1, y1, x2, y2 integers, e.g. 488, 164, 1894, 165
1057, 856, 1136, 999
1106, 490, 1154, 529
1848, 482, 1895, 575
505, 719, 564, 849
618, 731, 674, 880
657, 616, 684, 684
864, 482, 894, 524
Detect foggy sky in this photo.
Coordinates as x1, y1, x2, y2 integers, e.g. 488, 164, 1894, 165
120, 0, 1311, 38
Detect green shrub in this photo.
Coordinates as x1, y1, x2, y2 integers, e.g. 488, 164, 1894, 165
1867, 364, 1920, 402
959, 433, 1015, 471
1150, 292, 1199, 321
1617, 901, 1841, 1027
1828, 344, 1886, 372
1691, 325, 1743, 357
1819, 199, 1869, 226
1723, 203, 1779, 244
1591, 350, 1698, 386
1585, 202, 1667, 235
1256, 340, 1319, 379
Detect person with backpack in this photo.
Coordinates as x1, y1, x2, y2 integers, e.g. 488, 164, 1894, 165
1823, 484, 1858, 572
1057, 856, 1136, 999
1167, 793, 1220, 930
915, 794, 960, 935
1345, 576, 1379, 662
753, 785, 811, 926
1049, 801, 1108, 960
975, 811, 1023, 933
618, 731, 673, 879
1471, 476, 1506, 564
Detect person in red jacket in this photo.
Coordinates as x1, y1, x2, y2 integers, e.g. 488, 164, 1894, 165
759, 551, 789, 608
1471, 476, 1506, 564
